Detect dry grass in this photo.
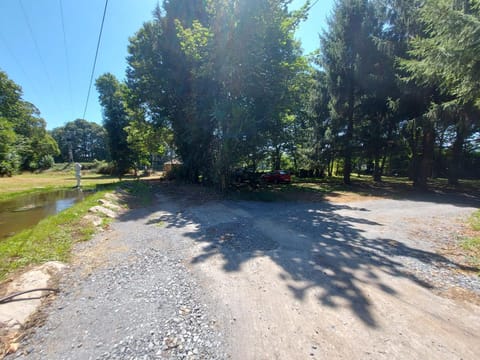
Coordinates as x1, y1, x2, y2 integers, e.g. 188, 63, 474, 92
0, 172, 119, 200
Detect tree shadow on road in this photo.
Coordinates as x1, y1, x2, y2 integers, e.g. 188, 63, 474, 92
117, 188, 478, 328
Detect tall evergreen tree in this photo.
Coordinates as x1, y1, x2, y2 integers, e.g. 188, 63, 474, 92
321, 0, 381, 184
401, 0, 480, 184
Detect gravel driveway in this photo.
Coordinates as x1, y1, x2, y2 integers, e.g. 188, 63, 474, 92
10, 186, 480, 359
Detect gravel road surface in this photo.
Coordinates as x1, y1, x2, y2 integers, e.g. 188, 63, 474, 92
10, 186, 480, 359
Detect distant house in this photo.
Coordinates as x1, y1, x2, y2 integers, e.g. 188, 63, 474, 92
163, 159, 182, 172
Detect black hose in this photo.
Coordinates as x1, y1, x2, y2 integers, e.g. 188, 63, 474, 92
0, 288, 59, 304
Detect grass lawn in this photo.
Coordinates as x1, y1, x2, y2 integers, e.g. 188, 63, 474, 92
0, 170, 121, 202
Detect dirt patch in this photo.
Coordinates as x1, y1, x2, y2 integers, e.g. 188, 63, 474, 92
324, 191, 383, 203
71, 231, 130, 277
439, 286, 480, 306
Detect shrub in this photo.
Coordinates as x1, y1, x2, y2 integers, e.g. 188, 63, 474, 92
96, 161, 116, 175
38, 155, 55, 170
0, 160, 14, 177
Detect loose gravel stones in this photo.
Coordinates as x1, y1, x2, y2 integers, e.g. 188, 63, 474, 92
12, 247, 226, 359
203, 221, 278, 253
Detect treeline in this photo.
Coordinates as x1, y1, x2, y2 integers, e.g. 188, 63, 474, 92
3, 1, 478, 185
50, 119, 109, 163
317, 0, 480, 187
0, 70, 59, 176
0, 69, 112, 175
94, 0, 479, 189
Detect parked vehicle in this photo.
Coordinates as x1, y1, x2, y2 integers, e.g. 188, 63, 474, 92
232, 168, 261, 184
261, 170, 291, 184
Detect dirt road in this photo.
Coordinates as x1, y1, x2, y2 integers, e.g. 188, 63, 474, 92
169, 190, 480, 359
12, 187, 480, 359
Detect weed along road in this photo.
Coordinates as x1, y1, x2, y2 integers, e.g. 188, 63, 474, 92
10, 186, 480, 359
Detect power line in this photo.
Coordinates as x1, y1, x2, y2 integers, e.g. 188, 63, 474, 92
0, 32, 41, 101
59, 0, 74, 120
83, 0, 109, 120
306, 0, 320, 14
19, 0, 55, 95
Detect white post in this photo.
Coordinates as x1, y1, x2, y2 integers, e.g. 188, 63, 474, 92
75, 163, 82, 188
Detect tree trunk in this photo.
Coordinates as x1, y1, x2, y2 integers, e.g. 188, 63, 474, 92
373, 154, 382, 182
414, 121, 434, 189
273, 146, 281, 170
434, 132, 445, 179
448, 118, 466, 186
328, 153, 333, 177
343, 91, 355, 185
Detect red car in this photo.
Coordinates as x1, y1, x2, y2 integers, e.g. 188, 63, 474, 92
261, 170, 291, 184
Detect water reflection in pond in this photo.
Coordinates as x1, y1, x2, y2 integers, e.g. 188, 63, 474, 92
0, 189, 87, 239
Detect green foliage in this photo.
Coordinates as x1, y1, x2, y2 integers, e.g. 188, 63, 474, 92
399, 0, 480, 186
126, 0, 308, 189
50, 119, 109, 162
93, 160, 116, 175
402, 0, 480, 108
0, 117, 18, 176
320, 0, 384, 184
0, 70, 59, 173
94, 0, 480, 188
95, 73, 132, 178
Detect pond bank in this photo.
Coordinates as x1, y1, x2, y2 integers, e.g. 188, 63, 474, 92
0, 190, 131, 358
0, 188, 125, 283
0, 189, 90, 240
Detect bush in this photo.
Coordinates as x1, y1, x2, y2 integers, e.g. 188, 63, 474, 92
78, 162, 98, 171
38, 155, 55, 170
0, 160, 14, 177
95, 160, 116, 175
165, 165, 185, 180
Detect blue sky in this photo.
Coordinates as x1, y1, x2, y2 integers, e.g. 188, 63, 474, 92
0, 0, 334, 130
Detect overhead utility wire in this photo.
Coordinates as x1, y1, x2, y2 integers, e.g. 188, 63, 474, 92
83, 0, 109, 120
19, 0, 55, 95
59, 0, 74, 119
0, 32, 41, 101
306, 0, 320, 15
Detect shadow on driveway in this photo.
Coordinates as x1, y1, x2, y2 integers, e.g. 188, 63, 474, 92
117, 187, 477, 328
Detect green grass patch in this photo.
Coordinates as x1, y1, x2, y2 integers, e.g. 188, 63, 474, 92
468, 210, 480, 231
461, 210, 480, 272
0, 183, 114, 203
462, 236, 480, 252
229, 176, 379, 202
122, 180, 155, 206
0, 190, 108, 281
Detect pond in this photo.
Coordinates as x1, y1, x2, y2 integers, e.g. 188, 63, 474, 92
0, 189, 87, 239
